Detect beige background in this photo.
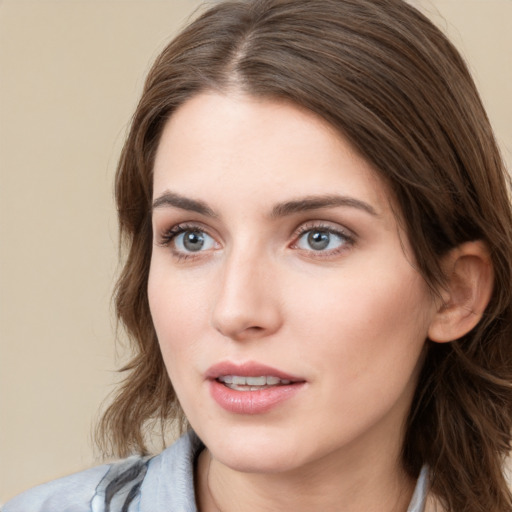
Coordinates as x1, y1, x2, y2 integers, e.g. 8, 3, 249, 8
0, 0, 511, 503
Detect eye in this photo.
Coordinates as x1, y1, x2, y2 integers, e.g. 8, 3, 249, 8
294, 226, 352, 253
173, 229, 216, 253
158, 223, 219, 258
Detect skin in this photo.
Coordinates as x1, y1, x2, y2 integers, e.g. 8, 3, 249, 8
148, 91, 441, 512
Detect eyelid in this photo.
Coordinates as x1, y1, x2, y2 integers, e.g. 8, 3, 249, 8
292, 220, 356, 239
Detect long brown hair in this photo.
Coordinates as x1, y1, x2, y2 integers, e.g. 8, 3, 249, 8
98, 1, 512, 510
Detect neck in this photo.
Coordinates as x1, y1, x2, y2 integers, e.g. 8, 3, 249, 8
196, 443, 415, 512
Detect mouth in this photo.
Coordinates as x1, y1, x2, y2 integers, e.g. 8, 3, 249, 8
206, 361, 304, 387
206, 361, 306, 414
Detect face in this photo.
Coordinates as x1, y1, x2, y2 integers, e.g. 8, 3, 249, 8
148, 92, 438, 475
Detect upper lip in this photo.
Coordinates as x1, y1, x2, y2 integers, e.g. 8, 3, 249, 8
206, 361, 305, 382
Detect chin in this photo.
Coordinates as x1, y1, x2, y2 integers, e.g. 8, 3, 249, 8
196, 423, 313, 474
214, 445, 301, 474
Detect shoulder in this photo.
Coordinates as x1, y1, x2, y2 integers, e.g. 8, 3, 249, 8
2, 455, 152, 512
3, 464, 111, 512
3, 431, 204, 512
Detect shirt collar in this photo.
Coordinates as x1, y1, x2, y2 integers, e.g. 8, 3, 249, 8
147, 431, 429, 512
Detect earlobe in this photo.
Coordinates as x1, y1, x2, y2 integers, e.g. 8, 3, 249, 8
428, 241, 494, 343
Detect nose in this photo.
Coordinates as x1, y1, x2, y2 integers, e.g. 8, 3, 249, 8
211, 248, 283, 341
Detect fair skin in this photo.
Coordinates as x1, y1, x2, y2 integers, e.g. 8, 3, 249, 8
148, 92, 492, 512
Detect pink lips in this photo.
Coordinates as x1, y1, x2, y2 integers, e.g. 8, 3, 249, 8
206, 361, 306, 415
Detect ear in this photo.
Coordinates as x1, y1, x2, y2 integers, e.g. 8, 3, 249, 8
428, 241, 494, 343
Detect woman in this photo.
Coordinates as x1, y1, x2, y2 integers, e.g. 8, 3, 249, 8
5, 0, 512, 511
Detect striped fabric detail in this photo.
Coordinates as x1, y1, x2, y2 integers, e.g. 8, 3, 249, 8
91, 455, 152, 512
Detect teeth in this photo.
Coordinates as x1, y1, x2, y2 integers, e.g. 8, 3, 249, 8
217, 375, 293, 388
247, 376, 266, 386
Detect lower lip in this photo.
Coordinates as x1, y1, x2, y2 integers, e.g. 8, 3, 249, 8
209, 379, 304, 414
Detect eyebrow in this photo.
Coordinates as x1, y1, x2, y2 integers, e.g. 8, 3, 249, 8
270, 194, 378, 218
152, 191, 217, 217
152, 191, 378, 218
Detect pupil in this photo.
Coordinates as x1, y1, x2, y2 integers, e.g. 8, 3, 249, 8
183, 231, 204, 251
308, 231, 330, 250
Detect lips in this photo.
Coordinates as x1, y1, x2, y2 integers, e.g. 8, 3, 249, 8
206, 361, 302, 381
206, 361, 306, 414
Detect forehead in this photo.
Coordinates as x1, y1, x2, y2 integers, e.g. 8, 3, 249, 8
152, 92, 394, 219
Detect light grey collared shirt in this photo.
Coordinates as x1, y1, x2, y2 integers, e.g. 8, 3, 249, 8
3, 431, 428, 512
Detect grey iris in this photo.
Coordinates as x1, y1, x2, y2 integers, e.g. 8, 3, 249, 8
308, 230, 330, 250
183, 231, 205, 251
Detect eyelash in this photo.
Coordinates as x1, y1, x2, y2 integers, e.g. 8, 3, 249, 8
159, 223, 199, 246
157, 221, 355, 261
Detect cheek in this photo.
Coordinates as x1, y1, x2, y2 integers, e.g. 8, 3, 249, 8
287, 267, 433, 379
147, 260, 210, 367
287, 271, 432, 439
